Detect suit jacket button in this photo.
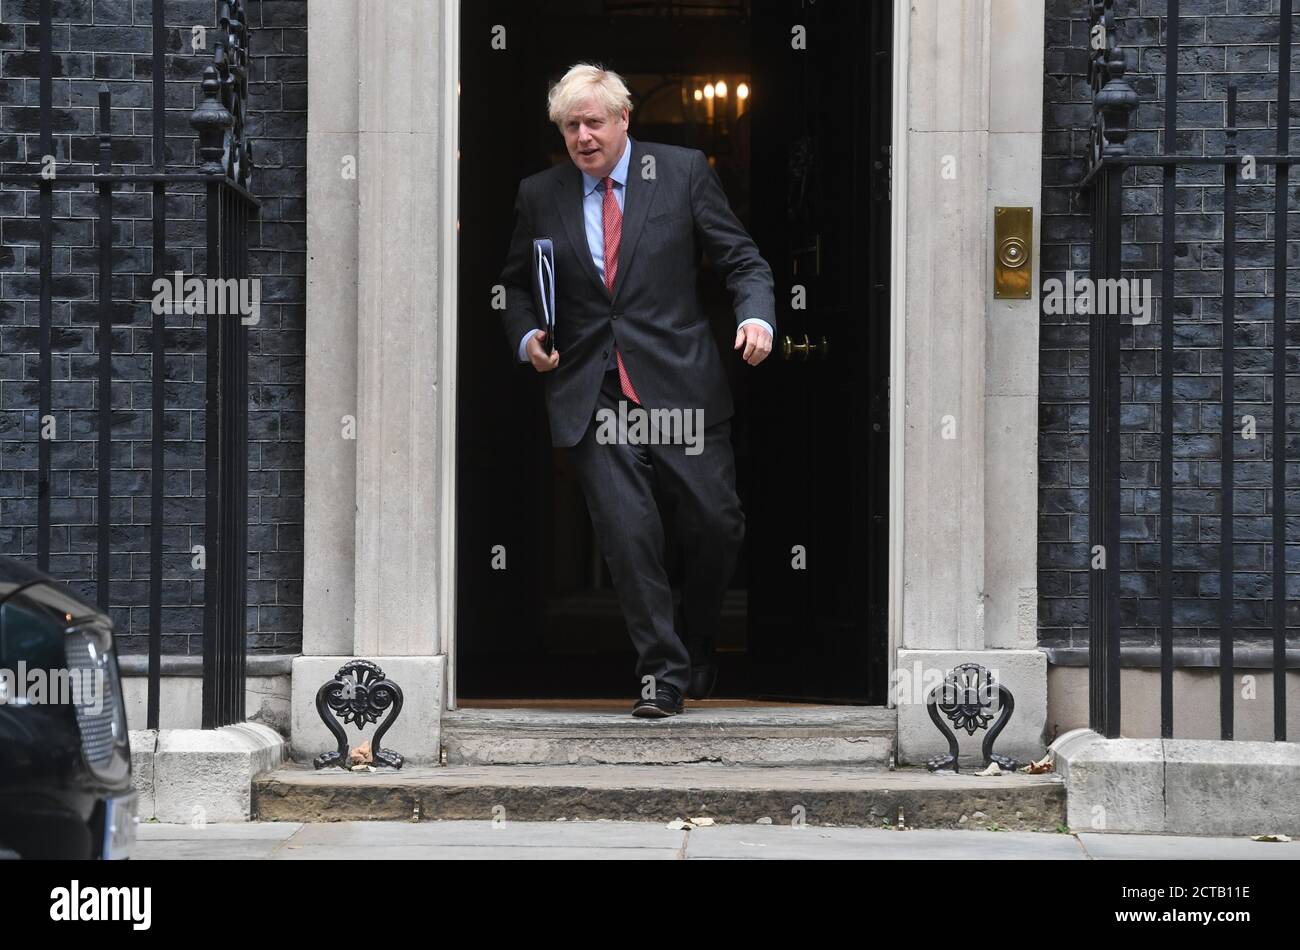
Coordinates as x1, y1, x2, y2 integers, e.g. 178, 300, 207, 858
601, 350, 609, 359
611, 311, 621, 320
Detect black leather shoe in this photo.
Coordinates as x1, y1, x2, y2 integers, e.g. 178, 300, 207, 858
632, 683, 685, 718
686, 639, 718, 700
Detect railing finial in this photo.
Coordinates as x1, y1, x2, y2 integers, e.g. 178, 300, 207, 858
1088, 0, 1138, 163
187, 1, 252, 185
190, 65, 232, 175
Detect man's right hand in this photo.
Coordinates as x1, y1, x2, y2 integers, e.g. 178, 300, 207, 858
527, 331, 560, 372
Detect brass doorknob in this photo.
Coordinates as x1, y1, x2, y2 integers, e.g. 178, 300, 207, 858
780, 333, 829, 362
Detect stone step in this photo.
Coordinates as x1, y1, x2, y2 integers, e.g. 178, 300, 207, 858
251, 763, 1066, 830
438, 705, 897, 767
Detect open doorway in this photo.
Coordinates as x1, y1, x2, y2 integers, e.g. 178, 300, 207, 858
455, 0, 892, 704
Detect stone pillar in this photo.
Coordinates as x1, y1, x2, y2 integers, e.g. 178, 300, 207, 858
984, 0, 1044, 654
352, 0, 443, 657
302, 0, 359, 658
294, 0, 450, 764
900, 0, 990, 656
896, 0, 1046, 766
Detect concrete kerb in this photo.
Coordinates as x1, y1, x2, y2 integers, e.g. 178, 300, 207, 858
1163, 739, 1300, 837
128, 729, 158, 820
1049, 729, 1165, 833
130, 723, 287, 823
1049, 728, 1300, 836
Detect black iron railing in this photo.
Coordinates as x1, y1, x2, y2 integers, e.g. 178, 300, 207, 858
0, 0, 256, 729
1080, 0, 1295, 740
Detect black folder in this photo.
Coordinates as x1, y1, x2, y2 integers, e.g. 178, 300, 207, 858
532, 238, 556, 355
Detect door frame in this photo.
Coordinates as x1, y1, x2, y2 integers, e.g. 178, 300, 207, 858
441, 0, 910, 710
440, 0, 463, 709
886, 0, 909, 708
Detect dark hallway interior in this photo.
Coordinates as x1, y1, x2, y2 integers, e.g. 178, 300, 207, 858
456, 0, 892, 703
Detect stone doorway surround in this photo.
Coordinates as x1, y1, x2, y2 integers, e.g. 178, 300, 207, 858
890, 0, 1047, 765
295, 0, 1048, 767
296, 0, 457, 764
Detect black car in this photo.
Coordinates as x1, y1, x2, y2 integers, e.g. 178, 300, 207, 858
0, 558, 136, 859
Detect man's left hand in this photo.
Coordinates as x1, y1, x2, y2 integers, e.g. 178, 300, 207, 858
734, 324, 773, 366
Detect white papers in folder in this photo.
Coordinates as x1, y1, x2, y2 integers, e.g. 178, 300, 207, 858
533, 238, 556, 355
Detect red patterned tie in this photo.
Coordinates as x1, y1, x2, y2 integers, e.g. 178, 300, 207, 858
602, 176, 640, 404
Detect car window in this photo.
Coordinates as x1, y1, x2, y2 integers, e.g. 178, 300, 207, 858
0, 596, 67, 670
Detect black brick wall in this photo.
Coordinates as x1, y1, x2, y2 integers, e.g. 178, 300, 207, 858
0, 0, 306, 655
1040, 0, 1300, 653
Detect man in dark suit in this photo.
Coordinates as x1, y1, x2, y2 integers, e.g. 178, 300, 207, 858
499, 63, 775, 717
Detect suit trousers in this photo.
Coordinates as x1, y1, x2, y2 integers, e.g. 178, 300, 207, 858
567, 367, 745, 693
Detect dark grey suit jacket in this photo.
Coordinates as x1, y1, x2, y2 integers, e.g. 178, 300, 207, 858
499, 137, 777, 449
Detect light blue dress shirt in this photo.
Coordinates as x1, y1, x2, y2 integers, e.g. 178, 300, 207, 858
517, 136, 774, 365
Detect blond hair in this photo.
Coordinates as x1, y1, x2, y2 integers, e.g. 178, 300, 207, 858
546, 63, 633, 126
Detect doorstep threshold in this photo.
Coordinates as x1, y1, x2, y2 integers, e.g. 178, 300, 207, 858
443, 704, 896, 733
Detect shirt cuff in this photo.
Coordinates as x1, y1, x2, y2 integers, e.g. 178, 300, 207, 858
517, 328, 540, 362
737, 317, 774, 338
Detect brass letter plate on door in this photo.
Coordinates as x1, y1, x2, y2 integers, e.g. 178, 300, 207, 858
993, 206, 1032, 299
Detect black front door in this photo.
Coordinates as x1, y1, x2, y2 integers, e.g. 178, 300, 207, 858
455, 0, 891, 704
742, 0, 892, 703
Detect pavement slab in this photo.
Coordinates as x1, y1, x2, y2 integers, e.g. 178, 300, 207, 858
131, 820, 1300, 860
